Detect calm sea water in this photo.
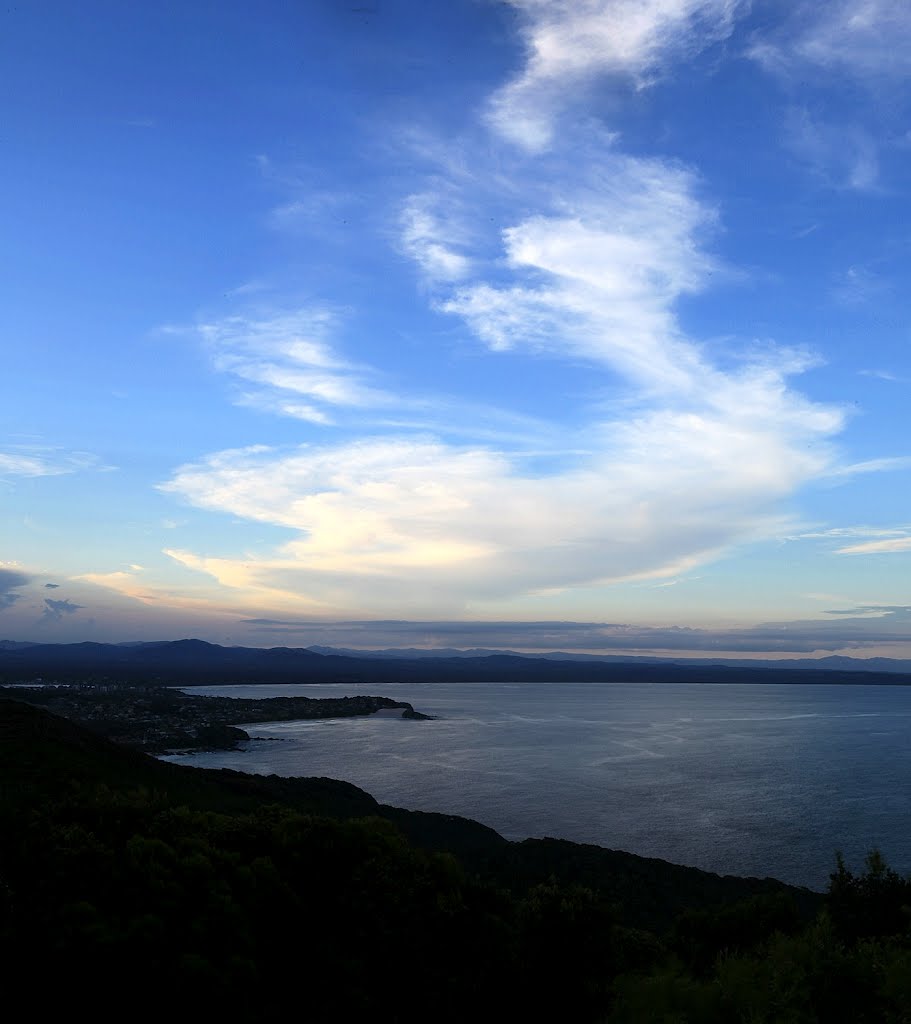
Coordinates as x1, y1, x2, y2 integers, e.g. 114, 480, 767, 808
164, 682, 911, 890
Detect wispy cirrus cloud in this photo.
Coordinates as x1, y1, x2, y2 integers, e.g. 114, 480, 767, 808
795, 525, 911, 555
0, 452, 62, 477
823, 457, 911, 479
190, 310, 394, 425
400, 193, 472, 283
783, 107, 879, 191
184, 307, 564, 444
837, 535, 911, 555
859, 369, 908, 383
487, 0, 747, 150
0, 447, 106, 478
797, 526, 911, 540
749, 3, 911, 194
750, 0, 911, 80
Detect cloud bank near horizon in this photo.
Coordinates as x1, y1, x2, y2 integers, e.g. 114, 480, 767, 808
235, 607, 911, 656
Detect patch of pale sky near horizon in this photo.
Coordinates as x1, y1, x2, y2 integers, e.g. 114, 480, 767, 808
4, 564, 911, 656
1, 538, 910, 657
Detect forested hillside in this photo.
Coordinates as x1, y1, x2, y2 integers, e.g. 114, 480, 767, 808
2, 699, 908, 1021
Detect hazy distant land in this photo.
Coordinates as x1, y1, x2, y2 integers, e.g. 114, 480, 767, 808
2, 637, 911, 686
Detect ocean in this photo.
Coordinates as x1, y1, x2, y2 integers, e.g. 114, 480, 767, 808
163, 681, 911, 890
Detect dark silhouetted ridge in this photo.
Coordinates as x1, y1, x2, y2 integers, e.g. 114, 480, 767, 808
2, 638, 910, 685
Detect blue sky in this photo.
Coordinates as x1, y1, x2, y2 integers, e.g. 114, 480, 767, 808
2, 0, 911, 657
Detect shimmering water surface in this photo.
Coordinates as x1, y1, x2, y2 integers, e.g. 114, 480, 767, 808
165, 682, 911, 889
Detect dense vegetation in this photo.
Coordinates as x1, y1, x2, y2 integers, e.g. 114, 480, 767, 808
2, 699, 909, 1020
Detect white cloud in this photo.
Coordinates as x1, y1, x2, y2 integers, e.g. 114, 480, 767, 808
796, 525, 911, 540
783, 107, 879, 190
751, 0, 911, 80
488, 0, 746, 149
838, 535, 911, 555
441, 152, 840, 451
400, 194, 472, 282
193, 310, 394, 420
859, 369, 907, 383
0, 448, 103, 478
825, 457, 911, 479
799, 525, 911, 555
0, 453, 62, 477
161, 362, 837, 614
444, 154, 718, 391
154, 2, 860, 621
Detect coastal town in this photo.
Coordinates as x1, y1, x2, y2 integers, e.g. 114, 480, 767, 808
0, 683, 431, 754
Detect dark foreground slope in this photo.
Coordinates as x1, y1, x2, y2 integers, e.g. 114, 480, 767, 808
3, 700, 908, 1022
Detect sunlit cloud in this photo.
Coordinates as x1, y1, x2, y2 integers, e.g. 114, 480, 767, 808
161, 372, 836, 614
77, 570, 156, 604
75, 566, 265, 621
837, 535, 911, 555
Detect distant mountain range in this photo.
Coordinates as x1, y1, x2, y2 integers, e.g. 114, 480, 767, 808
1, 638, 910, 686
306, 644, 911, 675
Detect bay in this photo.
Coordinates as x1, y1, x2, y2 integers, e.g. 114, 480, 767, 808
163, 681, 911, 890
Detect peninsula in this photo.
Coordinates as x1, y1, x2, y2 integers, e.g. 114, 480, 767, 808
0, 684, 431, 753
